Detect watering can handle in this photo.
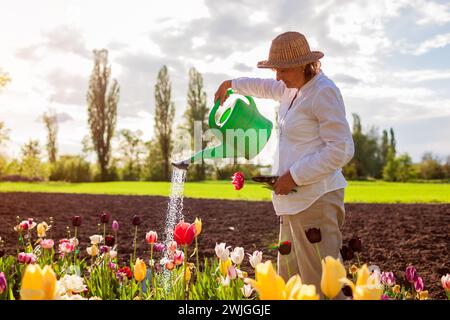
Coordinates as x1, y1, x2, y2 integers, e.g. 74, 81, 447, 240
209, 88, 234, 130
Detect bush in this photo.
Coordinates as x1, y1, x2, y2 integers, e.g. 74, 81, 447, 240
49, 155, 93, 182
214, 163, 262, 180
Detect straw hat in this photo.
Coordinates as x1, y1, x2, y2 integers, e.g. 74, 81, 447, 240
257, 32, 324, 69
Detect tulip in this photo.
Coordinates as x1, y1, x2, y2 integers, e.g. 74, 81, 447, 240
340, 264, 383, 300
132, 215, 142, 226
349, 264, 359, 275
100, 211, 110, 224
219, 258, 232, 277
248, 251, 263, 268
0, 272, 7, 294
414, 276, 424, 292
117, 266, 133, 280
112, 220, 119, 232
18, 252, 37, 264
173, 250, 184, 266
296, 284, 320, 300
305, 228, 321, 243
381, 294, 390, 300
441, 274, 450, 291
320, 256, 346, 299
89, 235, 103, 245
340, 245, 354, 261
185, 265, 192, 282
221, 276, 231, 287
278, 241, 291, 255
37, 222, 49, 238
174, 220, 196, 246
100, 245, 110, 254
417, 290, 428, 300
342, 285, 353, 297
228, 265, 237, 280
381, 272, 395, 286
194, 217, 202, 237
58, 239, 75, 254
231, 172, 244, 190
109, 250, 117, 259
87, 245, 99, 256
405, 266, 417, 283
72, 216, 82, 227
215, 243, 231, 261
167, 240, 177, 253
105, 235, 115, 247
145, 231, 158, 244
40, 239, 54, 249
230, 247, 245, 265
241, 284, 254, 298
393, 284, 401, 294
20, 264, 56, 300
248, 260, 288, 300
348, 238, 362, 252
134, 258, 147, 282
153, 243, 165, 252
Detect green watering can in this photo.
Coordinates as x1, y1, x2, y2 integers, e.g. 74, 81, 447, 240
172, 89, 273, 170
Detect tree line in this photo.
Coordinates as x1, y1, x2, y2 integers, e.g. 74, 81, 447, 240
0, 57, 449, 183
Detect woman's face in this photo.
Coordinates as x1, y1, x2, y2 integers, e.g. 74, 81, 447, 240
273, 66, 305, 88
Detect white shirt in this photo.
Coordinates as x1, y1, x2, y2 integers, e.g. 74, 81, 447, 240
232, 71, 354, 215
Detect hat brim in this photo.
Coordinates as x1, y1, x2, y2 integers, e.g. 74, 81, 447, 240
257, 51, 324, 69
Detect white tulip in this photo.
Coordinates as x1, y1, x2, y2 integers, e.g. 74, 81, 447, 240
230, 247, 245, 265
89, 235, 103, 245
248, 251, 263, 268
215, 242, 231, 261
241, 284, 254, 298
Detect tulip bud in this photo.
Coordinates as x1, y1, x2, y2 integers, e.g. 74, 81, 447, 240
153, 243, 165, 252
100, 211, 110, 224
348, 238, 362, 252
441, 274, 450, 291
230, 247, 245, 265
414, 276, 424, 292
305, 228, 321, 243
393, 284, 401, 294
342, 285, 353, 297
146, 231, 158, 244
105, 235, 115, 247
231, 172, 245, 190
320, 256, 346, 299
72, 216, 82, 227
278, 240, 291, 255
241, 284, 254, 298
405, 266, 417, 283
112, 220, 119, 232
173, 250, 184, 266
194, 217, 202, 237
132, 215, 142, 226
134, 258, 147, 282
248, 251, 263, 268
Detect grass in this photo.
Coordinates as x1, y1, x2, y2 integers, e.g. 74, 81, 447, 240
0, 180, 449, 203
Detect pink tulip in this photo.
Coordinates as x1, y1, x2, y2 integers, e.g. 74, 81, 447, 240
146, 231, 158, 244
441, 274, 450, 291
231, 172, 245, 190
381, 272, 396, 286
59, 238, 75, 254
40, 239, 54, 249
112, 220, 119, 232
0, 272, 6, 294
153, 243, 165, 252
405, 266, 417, 283
414, 276, 424, 292
18, 252, 37, 264
173, 250, 184, 265
167, 240, 177, 253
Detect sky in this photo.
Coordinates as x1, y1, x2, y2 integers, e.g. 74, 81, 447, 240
1, 0, 450, 165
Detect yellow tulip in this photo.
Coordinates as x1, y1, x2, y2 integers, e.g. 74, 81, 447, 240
185, 266, 191, 282
20, 264, 57, 300
219, 258, 232, 277
248, 261, 287, 300
134, 258, 147, 282
285, 275, 302, 299
417, 290, 428, 300
297, 285, 320, 300
321, 256, 346, 299
194, 218, 202, 237
349, 264, 359, 275
393, 284, 401, 294
340, 264, 383, 300
37, 222, 49, 238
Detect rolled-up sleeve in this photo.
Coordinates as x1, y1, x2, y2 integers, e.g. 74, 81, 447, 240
289, 87, 355, 186
232, 77, 285, 101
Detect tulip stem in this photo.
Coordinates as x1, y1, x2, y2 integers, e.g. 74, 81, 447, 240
183, 245, 188, 300
314, 243, 322, 264
195, 236, 200, 277
355, 252, 361, 268
133, 225, 138, 263
285, 256, 291, 279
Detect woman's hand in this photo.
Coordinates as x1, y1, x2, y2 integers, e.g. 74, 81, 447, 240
273, 171, 297, 195
214, 80, 232, 106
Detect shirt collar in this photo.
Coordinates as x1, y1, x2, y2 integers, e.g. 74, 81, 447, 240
298, 70, 323, 94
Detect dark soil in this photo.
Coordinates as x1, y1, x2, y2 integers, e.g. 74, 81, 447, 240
0, 192, 448, 299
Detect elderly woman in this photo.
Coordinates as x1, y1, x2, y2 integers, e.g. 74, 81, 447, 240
214, 31, 355, 298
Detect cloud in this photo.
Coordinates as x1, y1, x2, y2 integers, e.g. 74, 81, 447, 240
412, 33, 450, 55
46, 69, 88, 106
56, 112, 74, 123
393, 69, 450, 82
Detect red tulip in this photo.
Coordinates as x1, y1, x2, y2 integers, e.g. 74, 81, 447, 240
231, 172, 245, 190
174, 221, 196, 246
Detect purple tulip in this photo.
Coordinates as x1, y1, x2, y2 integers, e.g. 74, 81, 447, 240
100, 245, 110, 254
348, 238, 362, 252
132, 215, 142, 226
381, 294, 390, 300
105, 235, 115, 247
72, 215, 82, 227
112, 220, 119, 232
153, 243, 165, 252
0, 272, 7, 294
305, 228, 321, 243
340, 245, 354, 261
100, 211, 110, 224
381, 272, 396, 286
414, 276, 424, 292
405, 266, 417, 283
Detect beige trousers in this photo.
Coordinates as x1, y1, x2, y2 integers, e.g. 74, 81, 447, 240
277, 188, 346, 299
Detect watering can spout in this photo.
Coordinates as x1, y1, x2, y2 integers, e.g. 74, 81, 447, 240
171, 159, 190, 171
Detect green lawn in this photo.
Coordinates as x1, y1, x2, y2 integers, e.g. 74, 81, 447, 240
0, 180, 449, 203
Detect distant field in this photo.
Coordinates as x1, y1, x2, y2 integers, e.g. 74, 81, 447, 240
0, 180, 449, 203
